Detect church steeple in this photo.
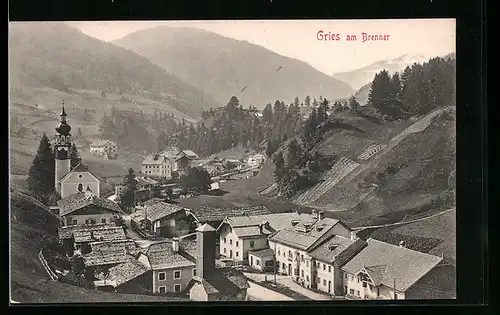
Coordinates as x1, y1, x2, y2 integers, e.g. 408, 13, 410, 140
56, 101, 71, 136
60, 101, 67, 123
54, 100, 72, 192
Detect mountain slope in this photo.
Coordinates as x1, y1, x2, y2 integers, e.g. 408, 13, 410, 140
113, 26, 354, 108
9, 22, 217, 119
353, 83, 372, 106
332, 54, 430, 91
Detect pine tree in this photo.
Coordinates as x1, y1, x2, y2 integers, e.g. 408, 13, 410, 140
119, 168, 137, 209
348, 96, 360, 115
273, 151, 286, 180
287, 139, 304, 169
69, 143, 81, 169
294, 97, 300, 107
304, 95, 311, 107
27, 133, 55, 201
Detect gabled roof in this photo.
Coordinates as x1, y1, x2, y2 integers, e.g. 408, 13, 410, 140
341, 239, 443, 292
72, 226, 127, 243
187, 205, 272, 223
136, 177, 159, 186
248, 248, 275, 258
59, 163, 100, 183
94, 260, 150, 288
57, 192, 124, 217
145, 240, 196, 270
143, 202, 186, 223
142, 155, 169, 165
186, 268, 249, 297
218, 212, 315, 238
177, 150, 199, 159
268, 217, 343, 251
58, 223, 118, 239
83, 239, 140, 267
308, 235, 357, 263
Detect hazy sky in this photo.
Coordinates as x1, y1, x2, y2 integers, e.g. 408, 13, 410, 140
68, 19, 455, 74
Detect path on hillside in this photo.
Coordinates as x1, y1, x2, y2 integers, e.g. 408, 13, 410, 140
246, 281, 294, 301
351, 207, 456, 231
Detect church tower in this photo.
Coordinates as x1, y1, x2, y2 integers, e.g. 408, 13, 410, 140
54, 101, 72, 193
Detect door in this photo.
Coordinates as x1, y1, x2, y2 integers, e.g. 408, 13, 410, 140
230, 250, 233, 258
288, 264, 292, 276
250, 256, 253, 266
328, 281, 331, 293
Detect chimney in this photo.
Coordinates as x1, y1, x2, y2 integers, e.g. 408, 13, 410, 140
350, 231, 358, 241
195, 223, 216, 279
399, 240, 405, 248
318, 211, 325, 220
172, 238, 180, 252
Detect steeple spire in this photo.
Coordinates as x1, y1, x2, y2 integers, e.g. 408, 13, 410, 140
60, 101, 67, 121
55, 100, 71, 135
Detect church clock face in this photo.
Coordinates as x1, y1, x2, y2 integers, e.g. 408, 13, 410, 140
57, 147, 69, 159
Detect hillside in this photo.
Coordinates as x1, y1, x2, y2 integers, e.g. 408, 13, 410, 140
10, 190, 187, 303
353, 83, 371, 106
9, 22, 218, 120
332, 54, 430, 91
113, 26, 354, 109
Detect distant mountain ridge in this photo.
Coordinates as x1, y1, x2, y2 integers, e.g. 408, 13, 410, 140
9, 22, 217, 119
113, 26, 354, 109
333, 54, 431, 91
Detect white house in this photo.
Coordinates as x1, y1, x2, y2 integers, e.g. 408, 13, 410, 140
247, 154, 266, 167
58, 163, 101, 199
141, 154, 172, 179
90, 139, 117, 157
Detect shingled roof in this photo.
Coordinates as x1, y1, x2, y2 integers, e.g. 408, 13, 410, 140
268, 217, 343, 251
57, 193, 124, 217
143, 202, 186, 223
142, 154, 168, 165
94, 260, 150, 288
187, 205, 272, 223
58, 223, 124, 240
308, 235, 357, 263
186, 268, 249, 297
83, 239, 138, 267
146, 240, 196, 270
341, 238, 443, 292
72, 226, 127, 243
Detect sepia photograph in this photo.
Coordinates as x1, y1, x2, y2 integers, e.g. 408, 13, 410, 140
9, 19, 456, 303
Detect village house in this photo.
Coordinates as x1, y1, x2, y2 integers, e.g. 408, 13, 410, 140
145, 238, 197, 294
115, 176, 160, 204
93, 257, 152, 294
186, 205, 272, 230
217, 212, 313, 263
308, 233, 366, 296
58, 223, 127, 257
268, 210, 352, 290
141, 154, 172, 179
247, 153, 266, 167
160, 148, 180, 171
175, 150, 199, 173
52, 105, 101, 199
82, 239, 140, 279
57, 188, 124, 226
130, 202, 196, 238
89, 139, 117, 158
247, 248, 276, 272
341, 238, 446, 300
185, 224, 250, 301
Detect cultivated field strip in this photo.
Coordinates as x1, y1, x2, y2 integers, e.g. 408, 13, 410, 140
294, 157, 360, 205
357, 144, 387, 161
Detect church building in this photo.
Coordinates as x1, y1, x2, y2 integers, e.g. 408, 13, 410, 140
54, 103, 101, 199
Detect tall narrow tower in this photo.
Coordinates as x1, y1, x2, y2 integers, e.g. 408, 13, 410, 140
54, 101, 72, 193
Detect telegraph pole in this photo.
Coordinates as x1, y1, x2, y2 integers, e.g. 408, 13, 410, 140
273, 244, 277, 284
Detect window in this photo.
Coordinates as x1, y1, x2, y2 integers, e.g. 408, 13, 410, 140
362, 282, 367, 288
250, 241, 255, 248
317, 262, 320, 267
356, 290, 360, 296
174, 284, 181, 293
72, 220, 77, 225
173, 270, 181, 279
301, 270, 304, 277
230, 239, 232, 245
306, 276, 309, 282
236, 241, 239, 247
158, 286, 166, 293
344, 274, 348, 279
223, 248, 226, 253
323, 279, 326, 286
77, 183, 83, 192
193, 269, 196, 277
357, 277, 360, 283
282, 263, 286, 269
278, 249, 280, 255
256, 259, 260, 266
306, 261, 309, 267
323, 264, 326, 271
288, 250, 292, 257
78, 174, 83, 179
328, 266, 331, 273
158, 272, 166, 281
349, 289, 355, 295
236, 252, 239, 257
316, 277, 320, 284
301, 254, 304, 261
224, 238, 226, 243
101, 218, 106, 224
